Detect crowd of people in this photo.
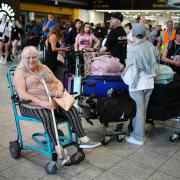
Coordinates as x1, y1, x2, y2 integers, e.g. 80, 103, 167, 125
1, 11, 180, 162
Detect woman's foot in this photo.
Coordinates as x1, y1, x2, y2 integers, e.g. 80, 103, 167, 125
79, 140, 101, 149
125, 136, 144, 145
60, 149, 70, 166
55, 147, 70, 165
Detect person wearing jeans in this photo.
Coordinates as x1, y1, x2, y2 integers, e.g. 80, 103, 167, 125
123, 24, 158, 145
129, 89, 153, 143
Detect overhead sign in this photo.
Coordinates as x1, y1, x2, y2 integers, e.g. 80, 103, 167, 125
0, 3, 15, 20
90, 0, 180, 9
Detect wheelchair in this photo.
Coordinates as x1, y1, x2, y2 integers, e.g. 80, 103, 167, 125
7, 66, 85, 175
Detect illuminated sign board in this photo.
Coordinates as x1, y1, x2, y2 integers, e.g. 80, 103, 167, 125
90, 0, 180, 9
0, 3, 15, 20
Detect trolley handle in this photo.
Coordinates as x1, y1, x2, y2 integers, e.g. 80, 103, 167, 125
11, 95, 32, 104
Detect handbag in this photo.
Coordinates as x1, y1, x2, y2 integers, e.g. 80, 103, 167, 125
29, 69, 75, 111
57, 52, 65, 64
53, 89, 75, 111
121, 65, 139, 88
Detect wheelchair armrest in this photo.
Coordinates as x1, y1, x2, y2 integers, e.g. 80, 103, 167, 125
11, 96, 32, 104
18, 99, 32, 104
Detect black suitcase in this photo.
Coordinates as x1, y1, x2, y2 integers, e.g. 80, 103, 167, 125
96, 89, 136, 125
54, 66, 69, 85
147, 74, 180, 120
150, 74, 180, 105
147, 102, 180, 120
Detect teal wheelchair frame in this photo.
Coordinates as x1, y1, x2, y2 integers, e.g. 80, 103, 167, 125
7, 66, 85, 174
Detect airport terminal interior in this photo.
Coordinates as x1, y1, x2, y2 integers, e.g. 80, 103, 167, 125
0, 0, 180, 179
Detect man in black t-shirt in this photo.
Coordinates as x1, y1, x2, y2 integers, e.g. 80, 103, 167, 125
100, 12, 127, 65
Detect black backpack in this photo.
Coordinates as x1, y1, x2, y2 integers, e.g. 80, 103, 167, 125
96, 89, 136, 126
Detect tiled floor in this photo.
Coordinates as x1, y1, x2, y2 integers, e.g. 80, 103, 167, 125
0, 63, 180, 180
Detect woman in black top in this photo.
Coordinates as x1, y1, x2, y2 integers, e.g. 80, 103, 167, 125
65, 19, 82, 47
162, 28, 180, 74
45, 25, 70, 73
11, 20, 21, 60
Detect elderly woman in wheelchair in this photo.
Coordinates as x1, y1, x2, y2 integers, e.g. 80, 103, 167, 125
11, 46, 100, 173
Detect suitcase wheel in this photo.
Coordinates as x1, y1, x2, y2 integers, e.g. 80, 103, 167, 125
102, 136, 111, 145
117, 135, 125, 142
169, 133, 179, 142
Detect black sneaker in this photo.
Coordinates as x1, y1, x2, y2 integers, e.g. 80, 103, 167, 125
79, 140, 101, 149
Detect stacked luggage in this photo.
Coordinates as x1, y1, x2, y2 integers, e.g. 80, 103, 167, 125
64, 49, 136, 144
56, 48, 136, 144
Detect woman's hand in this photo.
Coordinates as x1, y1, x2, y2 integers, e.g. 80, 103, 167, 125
55, 89, 64, 98
38, 100, 56, 110
61, 47, 70, 52
173, 60, 180, 67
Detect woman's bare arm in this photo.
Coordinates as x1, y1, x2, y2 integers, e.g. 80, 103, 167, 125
49, 34, 70, 52
14, 69, 40, 104
161, 45, 176, 65
14, 68, 56, 110
93, 37, 100, 49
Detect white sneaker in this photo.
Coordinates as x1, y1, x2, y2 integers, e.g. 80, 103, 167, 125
0, 56, 4, 63
125, 136, 144, 145
2, 59, 7, 64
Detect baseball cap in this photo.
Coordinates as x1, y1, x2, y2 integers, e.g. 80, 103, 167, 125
132, 23, 146, 37
110, 12, 123, 22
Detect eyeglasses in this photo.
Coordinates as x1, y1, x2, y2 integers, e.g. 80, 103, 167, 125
25, 56, 37, 60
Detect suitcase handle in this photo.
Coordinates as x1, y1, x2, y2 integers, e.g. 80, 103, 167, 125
85, 77, 123, 82
87, 81, 96, 87
93, 77, 123, 82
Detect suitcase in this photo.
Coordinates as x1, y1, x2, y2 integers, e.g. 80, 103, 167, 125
97, 89, 136, 125
147, 102, 180, 120
151, 74, 180, 105
147, 74, 180, 120
82, 76, 128, 97
54, 66, 69, 85
65, 73, 74, 93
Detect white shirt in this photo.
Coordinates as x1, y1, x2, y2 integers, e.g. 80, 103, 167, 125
0, 21, 11, 39
129, 72, 155, 91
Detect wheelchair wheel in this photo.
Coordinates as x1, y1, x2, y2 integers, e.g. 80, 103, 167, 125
64, 149, 85, 166
102, 136, 111, 145
44, 162, 57, 175
9, 140, 21, 159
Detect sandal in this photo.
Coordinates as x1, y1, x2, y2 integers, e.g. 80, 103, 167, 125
55, 146, 70, 165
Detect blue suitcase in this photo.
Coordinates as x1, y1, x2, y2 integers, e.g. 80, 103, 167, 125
82, 76, 128, 97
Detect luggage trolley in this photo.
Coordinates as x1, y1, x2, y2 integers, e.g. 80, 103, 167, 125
67, 49, 135, 145
7, 66, 85, 175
